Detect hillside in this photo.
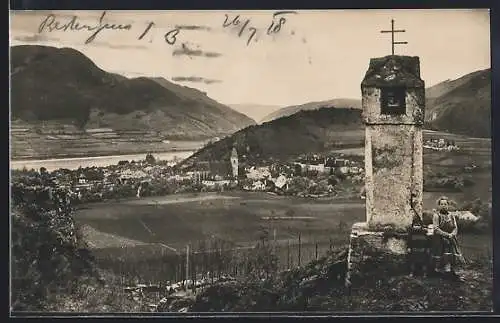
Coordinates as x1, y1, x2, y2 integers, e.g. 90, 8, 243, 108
425, 69, 491, 138
228, 103, 282, 124
10, 45, 255, 139
260, 98, 362, 124
181, 107, 363, 165
426, 69, 488, 99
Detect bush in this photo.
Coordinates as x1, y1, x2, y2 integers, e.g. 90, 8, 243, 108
458, 198, 492, 233
145, 153, 156, 165
11, 183, 101, 311
424, 176, 465, 192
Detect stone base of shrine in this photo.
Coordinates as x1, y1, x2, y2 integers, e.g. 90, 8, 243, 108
345, 222, 409, 287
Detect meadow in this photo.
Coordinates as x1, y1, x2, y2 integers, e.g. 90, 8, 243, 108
75, 191, 491, 283
75, 192, 364, 252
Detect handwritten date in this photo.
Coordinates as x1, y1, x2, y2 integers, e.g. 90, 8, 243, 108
223, 11, 297, 46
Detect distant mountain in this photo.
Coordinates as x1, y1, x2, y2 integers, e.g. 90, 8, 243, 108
258, 69, 491, 139
425, 68, 491, 138
228, 104, 282, 124
10, 45, 255, 139
180, 107, 363, 166
260, 98, 362, 123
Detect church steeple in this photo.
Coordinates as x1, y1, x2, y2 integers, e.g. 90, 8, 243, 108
230, 145, 238, 179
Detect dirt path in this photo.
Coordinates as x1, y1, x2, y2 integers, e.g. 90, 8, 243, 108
125, 194, 241, 206
80, 224, 148, 249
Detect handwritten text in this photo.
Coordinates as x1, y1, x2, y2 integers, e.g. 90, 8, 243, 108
38, 11, 181, 46
222, 11, 298, 46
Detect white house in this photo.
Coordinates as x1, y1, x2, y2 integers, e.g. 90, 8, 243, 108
308, 163, 325, 173
120, 169, 148, 181
201, 179, 231, 188
246, 166, 271, 180
78, 173, 87, 184
252, 180, 266, 191
273, 174, 288, 190
453, 210, 479, 223
338, 166, 350, 174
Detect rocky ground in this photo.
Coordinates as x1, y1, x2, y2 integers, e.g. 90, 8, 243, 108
155, 247, 493, 313
32, 246, 492, 313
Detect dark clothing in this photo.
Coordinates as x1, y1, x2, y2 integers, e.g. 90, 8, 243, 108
436, 211, 457, 233
431, 210, 463, 271
407, 215, 433, 275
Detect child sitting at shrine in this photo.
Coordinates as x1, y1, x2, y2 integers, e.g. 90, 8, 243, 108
431, 196, 465, 280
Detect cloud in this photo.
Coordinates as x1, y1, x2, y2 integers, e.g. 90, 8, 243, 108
12, 33, 58, 42
175, 25, 212, 31
90, 41, 148, 50
172, 43, 222, 58
172, 76, 222, 84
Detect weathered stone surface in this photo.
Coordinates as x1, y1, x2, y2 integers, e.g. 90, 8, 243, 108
362, 87, 425, 125
362, 55, 425, 231
346, 222, 409, 287
365, 125, 423, 230
361, 55, 424, 88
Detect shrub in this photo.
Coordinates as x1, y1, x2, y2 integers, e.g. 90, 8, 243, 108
458, 198, 492, 233
145, 153, 156, 165
11, 183, 100, 311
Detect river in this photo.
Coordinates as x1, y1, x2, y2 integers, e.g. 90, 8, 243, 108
10, 151, 195, 172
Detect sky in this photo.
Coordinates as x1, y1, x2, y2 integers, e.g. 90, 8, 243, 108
10, 9, 490, 107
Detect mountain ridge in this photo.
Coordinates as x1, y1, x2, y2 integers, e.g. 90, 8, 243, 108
425, 68, 491, 138
228, 104, 281, 124
260, 98, 362, 123
10, 45, 255, 139
180, 107, 364, 166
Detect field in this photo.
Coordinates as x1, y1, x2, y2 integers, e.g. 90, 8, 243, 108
76, 192, 364, 251
75, 191, 491, 283
11, 121, 206, 160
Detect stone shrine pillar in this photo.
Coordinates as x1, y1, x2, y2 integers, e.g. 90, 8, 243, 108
346, 55, 425, 286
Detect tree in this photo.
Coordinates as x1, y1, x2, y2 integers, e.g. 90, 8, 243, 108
11, 185, 99, 311
327, 175, 338, 186
294, 164, 302, 176
145, 153, 156, 165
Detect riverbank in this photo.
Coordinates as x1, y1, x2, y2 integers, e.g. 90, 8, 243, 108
11, 130, 206, 161
10, 150, 195, 172
10, 148, 197, 162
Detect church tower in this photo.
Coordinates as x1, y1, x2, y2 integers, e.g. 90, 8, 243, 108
230, 146, 238, 179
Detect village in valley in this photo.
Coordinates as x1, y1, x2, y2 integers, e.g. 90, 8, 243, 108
12, 147, 366, 202
12, 132, 483, 228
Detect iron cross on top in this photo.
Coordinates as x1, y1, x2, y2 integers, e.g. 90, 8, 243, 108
380, 19, 408, 55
